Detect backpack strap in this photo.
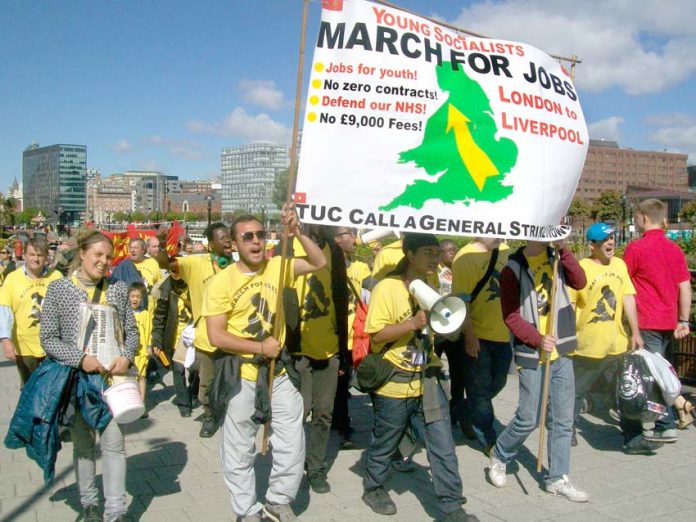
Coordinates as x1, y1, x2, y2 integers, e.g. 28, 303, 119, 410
470, 248, 499, 302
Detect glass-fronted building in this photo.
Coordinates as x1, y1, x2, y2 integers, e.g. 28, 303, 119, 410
221, 143, 289, 215
22, 143, 87, 223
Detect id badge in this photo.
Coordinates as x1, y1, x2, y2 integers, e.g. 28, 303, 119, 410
410, 350, 425, 366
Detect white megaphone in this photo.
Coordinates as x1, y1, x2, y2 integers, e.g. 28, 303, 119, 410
356, 228, 401, 246
408, 279, 467, 337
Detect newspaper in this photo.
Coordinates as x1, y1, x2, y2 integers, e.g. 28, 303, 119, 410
79, 302, 125, 367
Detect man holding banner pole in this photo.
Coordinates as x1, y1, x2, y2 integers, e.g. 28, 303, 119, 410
203, 207, 326, 522
488, 240, 588, 502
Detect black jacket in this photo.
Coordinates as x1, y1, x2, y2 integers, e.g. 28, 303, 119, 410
151, 275, 190, 356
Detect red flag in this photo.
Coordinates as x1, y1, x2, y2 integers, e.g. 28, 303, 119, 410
294, 192, 307, 204
322, 0, 343, 11
102, 221, 184, 267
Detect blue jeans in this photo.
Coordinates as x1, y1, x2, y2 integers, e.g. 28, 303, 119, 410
461, 340, 512, 447
622, 330, 677, 440
493, 356, 574, 485
365, 386, 465, 515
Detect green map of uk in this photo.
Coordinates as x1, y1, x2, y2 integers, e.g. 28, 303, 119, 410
381, 62, 518, 211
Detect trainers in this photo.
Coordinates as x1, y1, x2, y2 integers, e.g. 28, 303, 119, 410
623, 435, 662, 455
262, 502, 296, 522
643, 428, 677, 443
362, 486, 397, 516
178, 405, 192, 418
441, 508, 480, 521
487, 454, 507, 488
608, 408, 621, 424
237, 512, 262, 522
83, 504, 101, 522
392, 456, 415, 473
545, 475, 589, 502
199, 414, 217, 438
308, 474, 331, 494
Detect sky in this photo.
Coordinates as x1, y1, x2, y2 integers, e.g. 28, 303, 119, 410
2, 0, 696, 193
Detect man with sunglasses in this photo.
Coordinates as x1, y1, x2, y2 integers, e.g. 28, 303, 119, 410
569, 223, 652, 454
0, 246, 16, 286
203, 206, 326, 522
162, 222, 234, 437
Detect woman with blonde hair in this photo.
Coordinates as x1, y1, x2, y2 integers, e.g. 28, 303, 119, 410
40, 230, 139, 522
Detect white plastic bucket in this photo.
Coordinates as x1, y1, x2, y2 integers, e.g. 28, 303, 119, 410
103, 378, 145, 424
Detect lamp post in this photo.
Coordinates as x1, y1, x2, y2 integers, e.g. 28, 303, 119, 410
620, 195, 627, 245
205, 195, 214, 227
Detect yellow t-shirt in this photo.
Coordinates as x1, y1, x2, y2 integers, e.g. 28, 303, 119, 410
174, 288, 193, 342
371, 240, 403, 281
176, 254, 225, 353
294, 243, 338, 359
133, 308, 152, 376
526, 249, 558, 361
347, 259, 371, 350
570, 257, 635, 358
0, 269, 62, 357
452, 243, 510, 343
135, 257, 161, 291
365, 277, 441, 398
201, 257, 295, 382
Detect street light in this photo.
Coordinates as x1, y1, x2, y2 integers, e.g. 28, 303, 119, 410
205, 195, 214, 227
620, 194, 627, 245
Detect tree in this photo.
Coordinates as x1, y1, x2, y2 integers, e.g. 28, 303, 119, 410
591, 190, 623, 223
131, 211, 146, 223
273, 168, 291, 209
680, 200, 696, 223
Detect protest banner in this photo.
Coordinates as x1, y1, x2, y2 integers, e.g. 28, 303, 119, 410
295, 0, 588, 240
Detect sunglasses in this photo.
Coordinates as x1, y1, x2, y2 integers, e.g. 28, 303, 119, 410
240, 230, 266, 242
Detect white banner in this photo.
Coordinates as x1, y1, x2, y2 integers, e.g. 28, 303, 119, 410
295, 0, 588, 240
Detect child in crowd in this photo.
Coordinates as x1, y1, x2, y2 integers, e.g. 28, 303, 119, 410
129, 282, 151, 412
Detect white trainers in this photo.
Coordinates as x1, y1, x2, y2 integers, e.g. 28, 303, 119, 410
487, 455, 507, 487
546, 475, 589, 502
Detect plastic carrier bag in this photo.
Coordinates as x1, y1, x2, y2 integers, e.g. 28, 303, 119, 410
616, 351, 667, 422
635, 349, 681, 406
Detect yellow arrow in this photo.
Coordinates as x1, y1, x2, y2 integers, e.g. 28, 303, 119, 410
446, 104, 499, 191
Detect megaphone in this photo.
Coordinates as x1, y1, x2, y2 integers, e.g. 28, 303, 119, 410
408, 279, 467, 336
356, 228, 401, 246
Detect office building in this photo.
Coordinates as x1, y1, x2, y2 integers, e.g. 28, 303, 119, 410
576, 140, 688, 200
221, 143, 289, 215
22, 143, 86, 223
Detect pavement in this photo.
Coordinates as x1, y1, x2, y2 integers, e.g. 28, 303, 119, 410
2, 359, 696, 522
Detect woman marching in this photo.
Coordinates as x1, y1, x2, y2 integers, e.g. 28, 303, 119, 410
40, 231, 139, 522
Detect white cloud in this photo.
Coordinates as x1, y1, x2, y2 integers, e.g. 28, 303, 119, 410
239, 79, 285, 110
112, 139, 134, 153
139, 160, 160, 171
142, 135, 165, 145
649, 121, 696, 163
449, 0, 696, 95
187, 107, 291, 144
142, 135, 204, 161
588, 116, 623, 142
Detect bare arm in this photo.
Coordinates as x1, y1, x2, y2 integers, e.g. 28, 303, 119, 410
371, 310, 426, 345
206, 314, 281, 359
280, 203, 327, 276
622, 294, 643, 349
675, 280, 692, 339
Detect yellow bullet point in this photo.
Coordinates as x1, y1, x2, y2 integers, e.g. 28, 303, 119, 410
307, 112, 317, 122
312, 79, 321, 89
309, 96, 319, 105
315, 63, 324, 72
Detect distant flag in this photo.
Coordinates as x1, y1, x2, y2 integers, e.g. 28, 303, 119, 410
322, 0, 344, 11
